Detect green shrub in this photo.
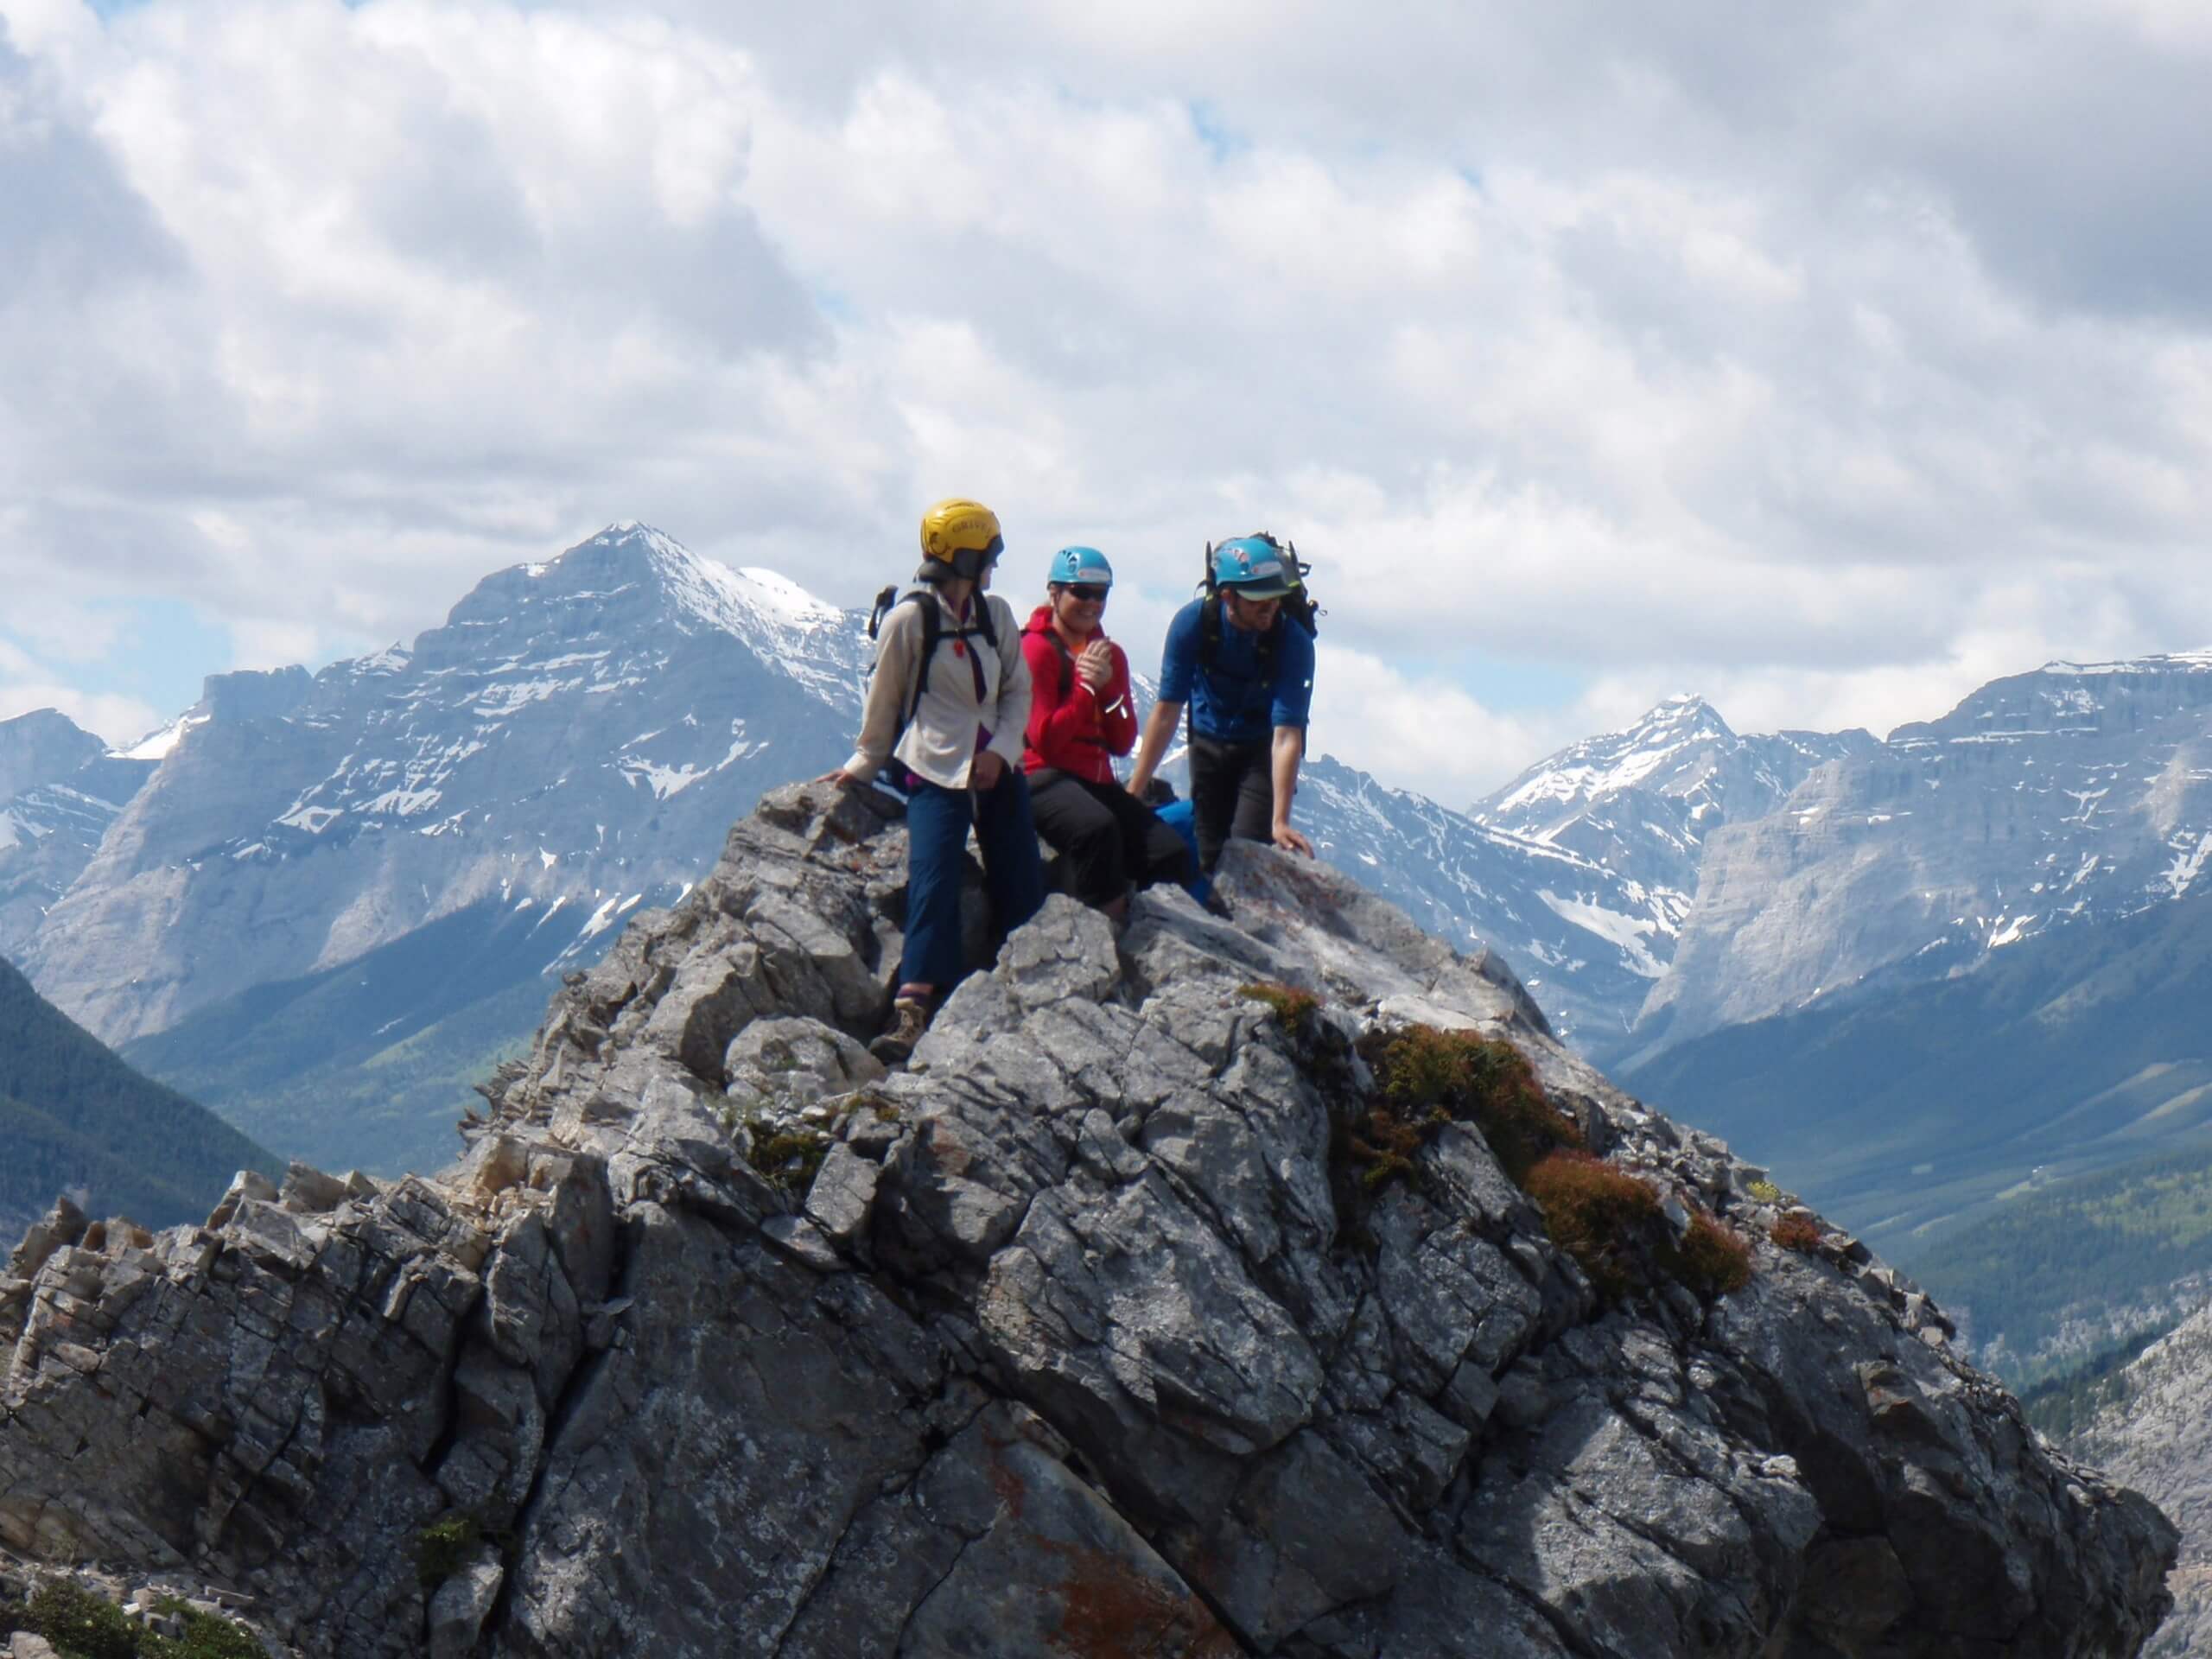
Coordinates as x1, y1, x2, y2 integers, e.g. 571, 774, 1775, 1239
10, 1579, 273, 1659
746, 1127, 830, 1194
141, 1604, 266, 1659
415, 1512, 483, 1587
28, 1579, 141, 1659
1745, 1178, 1783, 1203
1237, 982, 1321, 1027
1358, 1027, 1582, 1185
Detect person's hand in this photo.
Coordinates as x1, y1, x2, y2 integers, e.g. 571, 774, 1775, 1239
1077, 640, 1114, 691
971, 750, 1006, 790
1273, 822, 1314, 858
817, 769, 855, 787
1126, 766, 1153, 800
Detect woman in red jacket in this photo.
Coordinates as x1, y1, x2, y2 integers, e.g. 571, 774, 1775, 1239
1023, 548, 1194, 922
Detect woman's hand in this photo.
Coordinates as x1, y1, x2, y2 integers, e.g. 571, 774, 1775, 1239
1272, 821, 1315, 857
971, 751, 1006, 790
817, 769, 855, 786
1077, 640, 1114, 691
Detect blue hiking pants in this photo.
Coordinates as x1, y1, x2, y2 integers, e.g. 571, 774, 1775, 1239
899, 768, 1046, 993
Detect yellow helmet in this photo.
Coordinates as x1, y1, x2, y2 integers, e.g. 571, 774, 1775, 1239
918, 498, 1004, 582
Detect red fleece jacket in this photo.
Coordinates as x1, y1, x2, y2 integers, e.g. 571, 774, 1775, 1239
1020, 605, 1138, 784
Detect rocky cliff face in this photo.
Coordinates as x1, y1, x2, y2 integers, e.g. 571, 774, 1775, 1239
0, 782, 2177, 1656
1630, 654, 2212, 1063
2074, 1303, 2212, 1659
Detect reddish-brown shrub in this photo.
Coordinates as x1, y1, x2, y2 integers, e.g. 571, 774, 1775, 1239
1770, 1213, 1824, 1254
1237, 982, 1321, 1027
1522, 1150, 1662, 1300
1665, 1211, 1754, 1298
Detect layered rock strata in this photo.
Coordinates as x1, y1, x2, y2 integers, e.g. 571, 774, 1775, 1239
0, 782, 2180, 1656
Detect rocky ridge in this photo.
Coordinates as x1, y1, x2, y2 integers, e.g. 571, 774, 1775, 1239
2075, 1301, 2212, 1659
0, 780, 2180, 1656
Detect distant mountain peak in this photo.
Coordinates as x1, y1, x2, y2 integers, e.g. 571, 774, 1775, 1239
535, 522, 850, 637
1476, 693, 1741, 827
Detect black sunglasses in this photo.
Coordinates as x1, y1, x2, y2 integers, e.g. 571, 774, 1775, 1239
1065, 583, 1109, 602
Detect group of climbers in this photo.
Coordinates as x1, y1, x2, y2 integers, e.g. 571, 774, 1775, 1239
823, 497, 1318, 1062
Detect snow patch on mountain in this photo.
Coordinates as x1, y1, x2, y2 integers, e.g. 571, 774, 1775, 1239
117, 713, 209, 762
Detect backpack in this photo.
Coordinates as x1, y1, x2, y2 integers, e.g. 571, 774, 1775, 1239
867, 584, 1000, 742
1190, 533, 1319, 741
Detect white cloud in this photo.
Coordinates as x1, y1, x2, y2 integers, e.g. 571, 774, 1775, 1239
0, 634, 160, 745
4, 0, 2212, 791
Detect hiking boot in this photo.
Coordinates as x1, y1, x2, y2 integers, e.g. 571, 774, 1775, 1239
868, 995, 931, 1065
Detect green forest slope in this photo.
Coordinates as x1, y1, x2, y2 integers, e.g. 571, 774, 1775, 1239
0, 956, 277, 1235
1893, 1141, 2212, 1389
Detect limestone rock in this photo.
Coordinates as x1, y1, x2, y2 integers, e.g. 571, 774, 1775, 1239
0, 779, 2181, 1657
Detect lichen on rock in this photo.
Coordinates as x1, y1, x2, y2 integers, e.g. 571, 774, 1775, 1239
0, 779, 2183, 1656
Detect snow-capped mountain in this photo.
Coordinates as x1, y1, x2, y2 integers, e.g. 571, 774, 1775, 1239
0, 709, 155, 957
1300, 754, 1683, 1047
1630, 652, 2212, 1063
1464, 695, 1879, 1060
22, 524, 868, 1045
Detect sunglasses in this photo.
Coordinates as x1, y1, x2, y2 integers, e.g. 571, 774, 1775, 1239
1065, 583, 1109, 602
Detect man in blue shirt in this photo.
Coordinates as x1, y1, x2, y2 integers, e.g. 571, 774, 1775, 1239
1128, 536, 1317, 873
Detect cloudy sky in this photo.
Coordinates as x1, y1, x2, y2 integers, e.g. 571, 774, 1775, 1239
5, 0, 2212, 799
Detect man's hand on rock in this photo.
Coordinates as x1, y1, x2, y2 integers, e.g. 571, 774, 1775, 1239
1273, 822, 1315, 858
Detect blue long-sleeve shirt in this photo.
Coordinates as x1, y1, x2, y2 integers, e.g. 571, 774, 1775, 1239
1156, 599, 1315, 743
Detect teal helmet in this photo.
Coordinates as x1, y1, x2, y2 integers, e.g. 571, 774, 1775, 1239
1211, 535, 1297, 599
1048, 546, 1114, 588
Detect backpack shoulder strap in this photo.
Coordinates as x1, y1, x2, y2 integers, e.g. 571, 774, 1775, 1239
1050, 630, 1074, 698
1198, 594, 1224, 671
902, 590, 941, 728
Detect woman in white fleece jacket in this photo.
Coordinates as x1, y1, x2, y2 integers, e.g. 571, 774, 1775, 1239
823, 499, 1045, 1062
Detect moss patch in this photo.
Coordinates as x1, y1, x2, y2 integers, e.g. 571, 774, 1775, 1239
1745, 1178, 1783, 1203
1237, 982, 1321, 1027
415, 1511, 483, 1587
747, 1127, 831, 1194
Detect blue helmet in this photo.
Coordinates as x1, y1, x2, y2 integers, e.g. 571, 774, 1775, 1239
1210, 535, 1298, 599
1048, 546, 1114, 588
